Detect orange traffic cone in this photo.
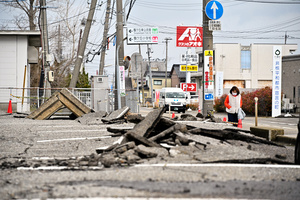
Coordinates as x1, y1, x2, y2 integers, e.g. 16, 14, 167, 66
172, 112, 175, 119
237, 119, 242, 128
7, 99, 12, 114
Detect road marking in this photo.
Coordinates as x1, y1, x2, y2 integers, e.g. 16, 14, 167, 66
38, 129, 107, 133
134, 163, 300, 169
17, 166, 102, 171
37, 136, 112, 143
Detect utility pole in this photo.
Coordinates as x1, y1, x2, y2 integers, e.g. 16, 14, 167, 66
39, 0, 51, 98
114, 0, 125, 110
69, 0, 97, 88
202, 0, 214, 116
285, 31, 288, 44
147, 44, 153, 103
163, 37, 172, 87
99, 0, 111, 75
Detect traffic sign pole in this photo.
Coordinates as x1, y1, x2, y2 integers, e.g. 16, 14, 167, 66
202, 0, 215, 116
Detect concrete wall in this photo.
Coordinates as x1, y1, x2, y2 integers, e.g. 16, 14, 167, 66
0, 35, 30, 112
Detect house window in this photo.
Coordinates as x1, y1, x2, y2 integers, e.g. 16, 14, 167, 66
154, 80, 162, 85
241, 50, 251, 69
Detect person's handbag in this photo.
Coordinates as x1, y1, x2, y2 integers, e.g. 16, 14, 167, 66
238, 108, 246, 120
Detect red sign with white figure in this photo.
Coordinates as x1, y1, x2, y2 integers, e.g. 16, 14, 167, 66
180, 83, 197, 92
176, 26, 203, 47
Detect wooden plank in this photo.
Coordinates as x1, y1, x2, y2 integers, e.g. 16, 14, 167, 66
59, 89, 91, 114
27, 92, 60, 119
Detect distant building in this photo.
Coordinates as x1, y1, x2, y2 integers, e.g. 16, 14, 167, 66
191, 43, 297, 96
0, 30, 41, 112
282, 54, 300, 112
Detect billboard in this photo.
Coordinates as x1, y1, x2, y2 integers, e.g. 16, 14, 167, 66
176, 26, 203, 47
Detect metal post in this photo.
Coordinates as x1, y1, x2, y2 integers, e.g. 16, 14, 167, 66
147, 44, 153, 103
37, 87, 39, 108
255, 97, 258, 126
164, 37, 172, 87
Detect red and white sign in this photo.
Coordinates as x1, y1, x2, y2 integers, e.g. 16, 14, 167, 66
176, 26, 203, 47
180, 83, 197, 92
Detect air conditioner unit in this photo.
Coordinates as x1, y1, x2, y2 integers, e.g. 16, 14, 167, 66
97, 77, 103, 83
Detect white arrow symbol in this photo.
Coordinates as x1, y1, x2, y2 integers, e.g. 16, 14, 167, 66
189, 84, 195, 90
211, 2, 218, 20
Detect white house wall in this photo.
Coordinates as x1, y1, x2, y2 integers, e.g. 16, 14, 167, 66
0, 35, 30, 112
214, 43, 297, 90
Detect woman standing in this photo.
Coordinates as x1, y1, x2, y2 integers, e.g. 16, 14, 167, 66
224, 86, 242, 126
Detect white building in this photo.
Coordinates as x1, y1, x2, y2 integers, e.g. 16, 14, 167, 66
0, 30, 41, 112
214, 43, 297, 90
193, 43, 298, 96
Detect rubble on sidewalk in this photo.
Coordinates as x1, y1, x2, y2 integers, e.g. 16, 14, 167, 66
95, 108, 293, 168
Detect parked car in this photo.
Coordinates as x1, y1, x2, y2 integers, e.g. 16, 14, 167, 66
158, 87, 187, 113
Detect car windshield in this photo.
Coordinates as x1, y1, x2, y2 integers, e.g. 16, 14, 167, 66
191, 96, 198, 99
166, 92, 185, 98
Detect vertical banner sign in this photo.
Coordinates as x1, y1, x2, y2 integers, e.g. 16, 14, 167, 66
272, 46, 282, 117
119, 66, 126, 97
215, 71, 223, 97
155, 90, 160, 103
204, 50, 214, 100
176, 26, 203, 47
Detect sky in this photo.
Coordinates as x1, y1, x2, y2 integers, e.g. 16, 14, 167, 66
1, 0, 300, 83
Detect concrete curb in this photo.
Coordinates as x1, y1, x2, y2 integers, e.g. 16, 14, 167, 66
275, 135, 296, 145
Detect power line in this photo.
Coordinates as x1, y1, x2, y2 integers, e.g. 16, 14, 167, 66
230, 0, 300, 4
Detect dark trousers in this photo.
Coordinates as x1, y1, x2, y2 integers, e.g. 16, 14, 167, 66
228, 113, 238, 126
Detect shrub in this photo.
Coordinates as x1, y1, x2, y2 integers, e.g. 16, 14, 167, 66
214, 87, 273, 116
186, 103, 199, 110
213, 94, 227, 112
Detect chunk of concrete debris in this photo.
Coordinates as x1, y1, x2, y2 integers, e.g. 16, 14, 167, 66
126, 107, 166, 138
77, 111, 107, 125
126, 113, 145, 123
180, 114, 197, 121
27, 89, 91, 120
135, 145, 158, 158
101, 106, 130, 124
107, 126, 133, 134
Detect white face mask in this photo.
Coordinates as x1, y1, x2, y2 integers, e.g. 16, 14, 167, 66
232, 92, 237, 96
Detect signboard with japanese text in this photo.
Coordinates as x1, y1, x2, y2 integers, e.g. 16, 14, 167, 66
209, 20, 221, 31
204, 50, 214, 100
181, 54, 198, 63
272, 46, 282, 117
180, 65, 198, 72
180, 83, 197, 92
127, 27, 159, 44
119, 66, 126, 97
176, 26, 203, 47
215, 71, 223, 97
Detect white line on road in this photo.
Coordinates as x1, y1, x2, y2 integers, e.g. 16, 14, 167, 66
38, 129, 107, 133
134, 163, 300, 169
37, 136, 112, 143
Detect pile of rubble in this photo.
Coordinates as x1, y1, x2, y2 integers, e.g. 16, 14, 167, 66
95, 107, 293, 168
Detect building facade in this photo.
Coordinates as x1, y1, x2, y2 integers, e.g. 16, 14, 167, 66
0, 30, 41, 112
282, 54, 300, 112
214, 43, 297, 90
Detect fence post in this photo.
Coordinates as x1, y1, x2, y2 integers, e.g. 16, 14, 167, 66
255, 97, 258, 126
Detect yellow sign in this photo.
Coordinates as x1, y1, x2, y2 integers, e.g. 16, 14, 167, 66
180, 65, 198, 72
204, 50, 213, 56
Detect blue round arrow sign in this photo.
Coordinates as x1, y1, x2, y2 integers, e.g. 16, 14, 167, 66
205, 0, 223, 20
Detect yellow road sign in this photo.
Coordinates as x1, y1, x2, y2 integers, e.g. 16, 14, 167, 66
180, 65, 198, 72
205, 50, 213, 56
